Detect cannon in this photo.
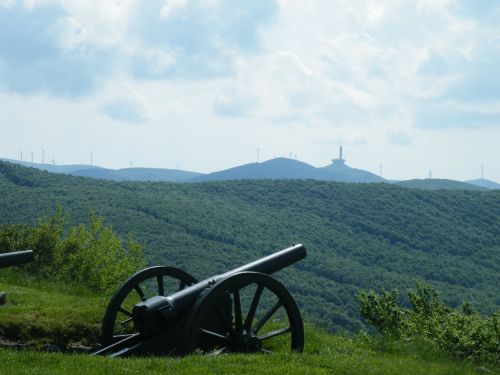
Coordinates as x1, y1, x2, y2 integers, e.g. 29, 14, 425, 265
0, 250, 34, 269
0, 250, 34, 305
94, 244, 306, 357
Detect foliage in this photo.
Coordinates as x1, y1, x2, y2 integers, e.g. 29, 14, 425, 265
358, 289, 402, 337
0, 160, 499, 332
358, 283, 500, 363
0, 208, 145, 293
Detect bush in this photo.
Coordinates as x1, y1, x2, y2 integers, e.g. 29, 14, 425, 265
358, 282, 500, 363
0, 208, 145, 293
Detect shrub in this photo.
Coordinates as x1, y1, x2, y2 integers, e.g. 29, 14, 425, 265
358, 283, 500, 363
0, 208, 145, 293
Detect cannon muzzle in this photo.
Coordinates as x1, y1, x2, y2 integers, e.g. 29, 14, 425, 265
0, 250, 34, 269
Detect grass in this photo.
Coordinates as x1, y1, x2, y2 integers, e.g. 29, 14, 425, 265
0, 271, 499, 374
1, 333, 497, 375
0, 269, 108, 346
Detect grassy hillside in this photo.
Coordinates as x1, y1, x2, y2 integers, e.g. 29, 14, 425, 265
0, 274, 496, 375
2, 339, 493, 375
0, 160, 499, 332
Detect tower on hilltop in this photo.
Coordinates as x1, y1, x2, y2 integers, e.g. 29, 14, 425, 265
332, 145, 346, 166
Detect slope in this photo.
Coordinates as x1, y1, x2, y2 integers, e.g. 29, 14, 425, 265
0, 158, 203, 182
0, 275, 496, 375
467, 178, 500, 190
395, 179, 486, 191
0, 160, 498, 332
0, 158, 102, 174
70, 167, 202, 182
193, 157, 385, 183
320, 161, 384, 183
192, 158, 326, 181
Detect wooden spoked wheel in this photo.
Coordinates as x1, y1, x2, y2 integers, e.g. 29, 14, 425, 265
101, 266, 197, 345
184, 271, 304, 355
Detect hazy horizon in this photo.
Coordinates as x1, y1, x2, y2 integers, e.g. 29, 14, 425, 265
1, 1, 499, 181
2, 151, 497, 183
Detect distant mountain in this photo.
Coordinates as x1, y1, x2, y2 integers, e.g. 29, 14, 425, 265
395, 179, 486, 191
191, 158, 324, 181
192, 157, 385, 183
70, 167, 202, 182
0, 158, 102, 174
466, 178, 500, 190
4, 156, 498, 187
0, 158, 202, 182
319, 159, 385, 183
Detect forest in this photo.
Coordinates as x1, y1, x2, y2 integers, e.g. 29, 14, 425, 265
0, 160, 499, 332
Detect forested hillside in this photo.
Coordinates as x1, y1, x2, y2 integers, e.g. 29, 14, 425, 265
0, 160, 498, 331
394, 179, 486, 191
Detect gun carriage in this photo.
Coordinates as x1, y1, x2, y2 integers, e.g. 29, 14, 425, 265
95, 244, 307, 357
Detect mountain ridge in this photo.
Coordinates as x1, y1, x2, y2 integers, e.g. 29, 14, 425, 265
191, 157, 385, 183
1, 156, 498, 188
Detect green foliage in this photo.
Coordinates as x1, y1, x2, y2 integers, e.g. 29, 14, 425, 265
359, 283, 500, 363
358, 289, 402, 337
56, 214, 144, 292
0, 209, 145, 293
0, 160, 499, 332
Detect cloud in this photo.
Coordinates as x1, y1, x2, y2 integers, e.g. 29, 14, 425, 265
1, 3, 500, 129
213, 94, 257, 117
387, 130, 414, 145
413, 100, 500, 128
0, 0, 279, 97
454, 0, 500, 25
0, 2, 117, 97
128, 0, 279, 79
446, 55, 500, 102
160, 0, 188, 18
99, 96, 148, 123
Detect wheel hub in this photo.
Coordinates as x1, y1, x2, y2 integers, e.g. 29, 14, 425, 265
229, 330, 262, 353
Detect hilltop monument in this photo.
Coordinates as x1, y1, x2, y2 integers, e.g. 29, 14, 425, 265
331, 145, 346, 167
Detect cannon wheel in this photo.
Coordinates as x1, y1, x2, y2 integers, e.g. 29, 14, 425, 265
101, 266, 198, 345
184, 271, 304, 354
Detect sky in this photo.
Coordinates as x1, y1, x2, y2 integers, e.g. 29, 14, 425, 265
0, 0, 499, 181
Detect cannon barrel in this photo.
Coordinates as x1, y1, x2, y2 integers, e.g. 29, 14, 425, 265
0, 250, 34, 269
133, 244, 306, 337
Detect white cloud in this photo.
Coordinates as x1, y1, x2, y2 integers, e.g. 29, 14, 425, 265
160, 0, 187, 18
0, 0, 14, 8
99, 94, 149, 123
